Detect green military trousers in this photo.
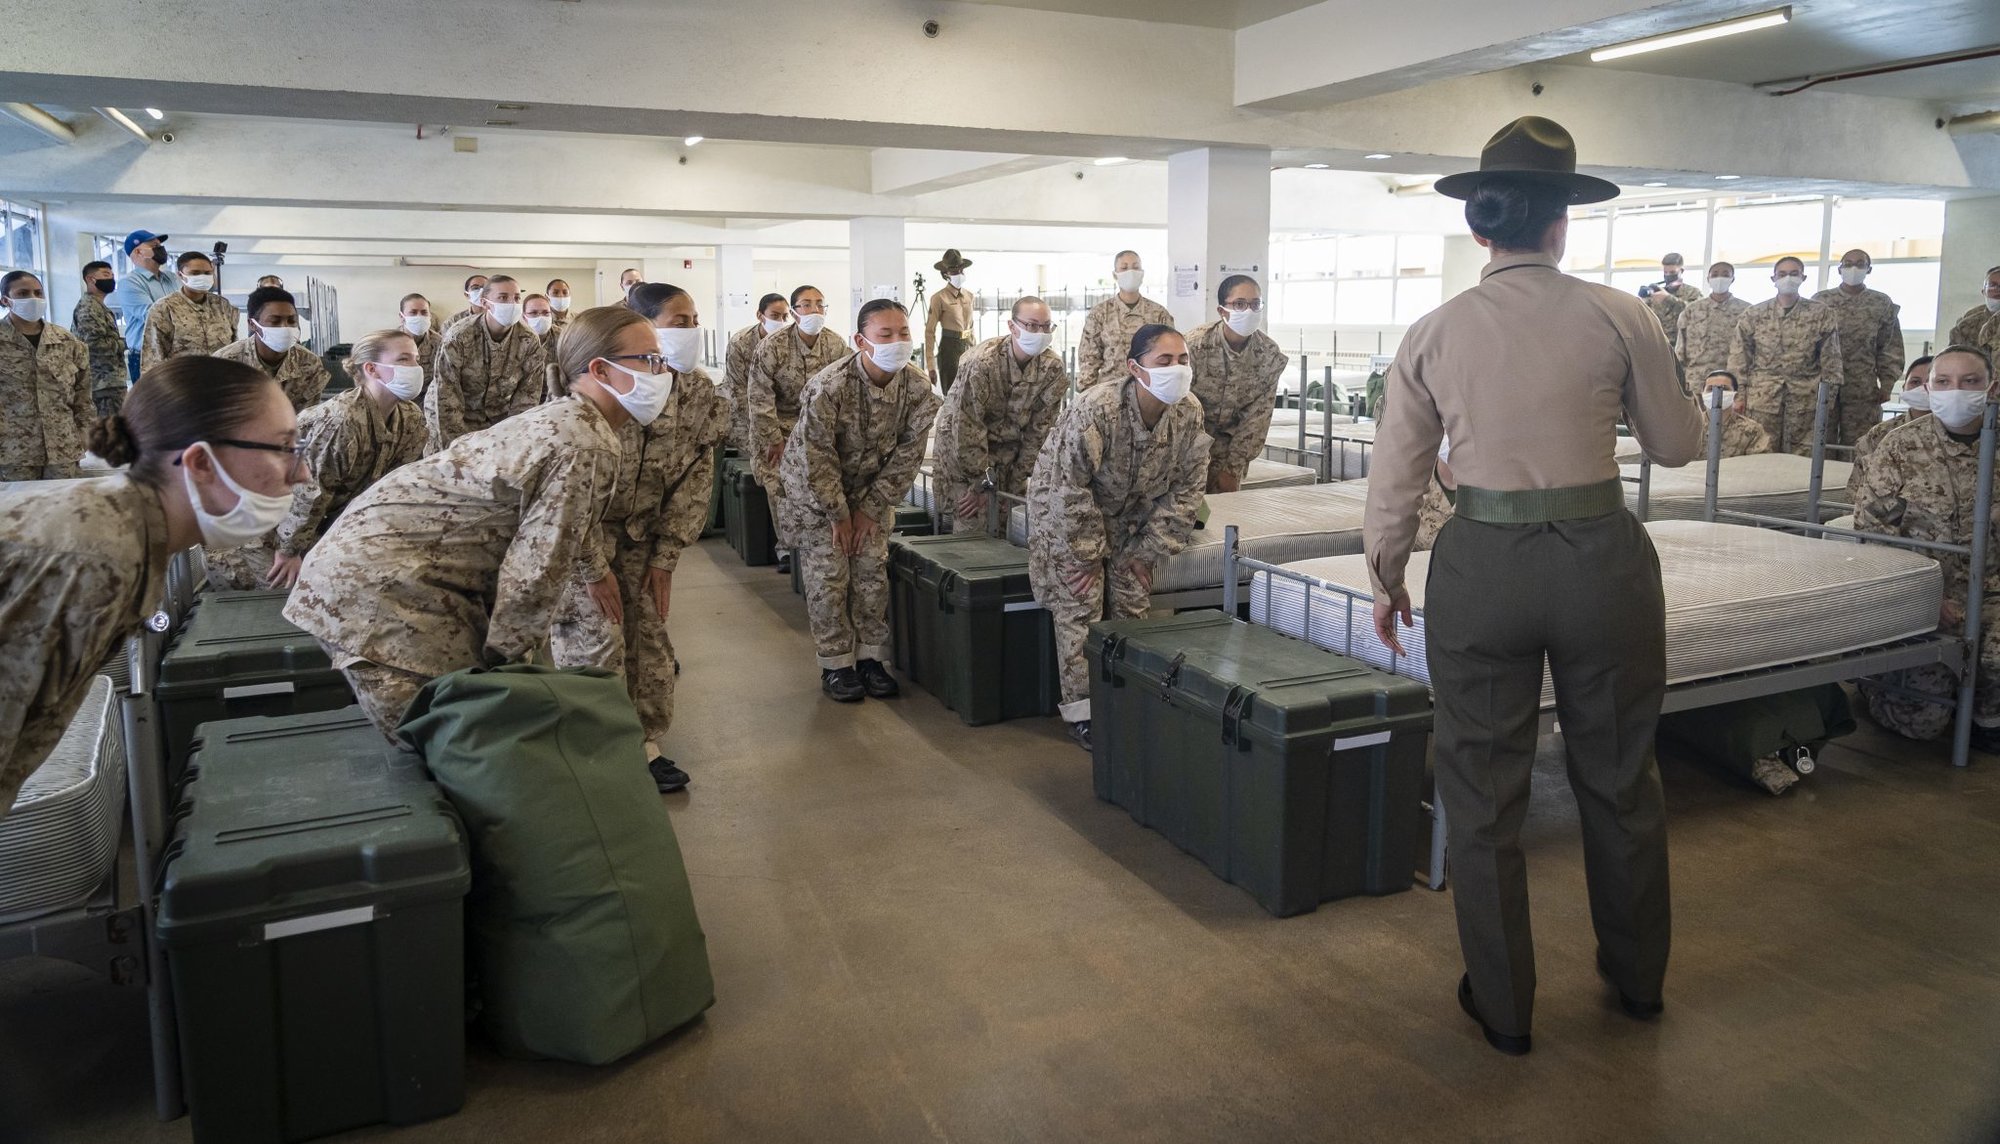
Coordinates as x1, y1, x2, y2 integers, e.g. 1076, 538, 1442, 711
936, 331, 971, 394
1425, 506, 1672, 1038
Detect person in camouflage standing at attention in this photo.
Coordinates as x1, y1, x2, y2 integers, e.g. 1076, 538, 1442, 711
1186, 275, 1288, 493
285, 307, 640, 743
750, 285, 846, 574
779, 299, 940, 704
1728, 256, 1843, 455
1675, 262, 1748, 386
211, 286, 331, 412
424, 275, 547, 453
550, 284, 728, 794
1852, 346, 2000, 748
1027, 324, 1209, 751
71, 261, 129, 418
1076, 250, 1174, 390
0, 271, 94, 481
1812, 249, 1905, 447
930, 296, 1069, 534
139, 252, 239, 373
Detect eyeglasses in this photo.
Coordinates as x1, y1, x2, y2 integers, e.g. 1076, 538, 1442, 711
1013, 320, 1056, 334
213, 437, 307, 470
605, 353, 670, 374
1220, 300, 1263, 313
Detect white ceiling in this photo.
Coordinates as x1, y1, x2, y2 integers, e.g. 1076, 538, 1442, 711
953, 0, 1322, 30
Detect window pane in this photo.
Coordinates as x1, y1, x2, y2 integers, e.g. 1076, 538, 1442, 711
1282, 237, 1339, 277
1712, 197, 1823, 270
1609, 270, 1658, 297
11, 215, 40, 272
1338, 235, 1396, 278
1393, 278, 1442, 324
1867, 262, 1942, 333
1610, 204, 1708, 282
1565, 213, 1609, 273
1829, 198, 1944, 262
1338, 278, 1394, 324
1396, 235, 1444, 276
1276, 279, 1336, 325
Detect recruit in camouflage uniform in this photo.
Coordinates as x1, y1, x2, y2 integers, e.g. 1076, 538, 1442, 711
1185, 319, 1289, 489
410, 325, 444, 394
1645, 291, 1688, 342
138, 290, 240, 374
212, 336, 332, 412
722, 322, 766, 454
1947, 303, 1996, 351
1026, 376, 1210, 723
1676, 294, 1749, 384
1852, 415, 2000, 741
1697, 401, 1773, 459
0, 475, 168, 815
750, 323, 848, 548
1965, 311, 2000, 364
1076, 294, 1174, 390
778, 353, 941, 669
1727, 295, 1843, 456
285, 396, 621, 740
70, 292, 128, 417
0, 318, 94, 481
204, 385, 428, 589
549, 366, 729, 747
1846, 410, 1926, 502
1812, 284, 1905, 447
931, 334, 1069, 534
423, 315, 549, 454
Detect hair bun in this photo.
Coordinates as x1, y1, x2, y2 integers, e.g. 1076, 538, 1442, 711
85, 414, 141, 468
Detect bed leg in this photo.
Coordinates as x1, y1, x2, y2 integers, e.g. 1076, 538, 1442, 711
1425, 785, 1448, 892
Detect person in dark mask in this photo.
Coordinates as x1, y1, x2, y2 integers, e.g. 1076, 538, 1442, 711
72, 260, 129, 416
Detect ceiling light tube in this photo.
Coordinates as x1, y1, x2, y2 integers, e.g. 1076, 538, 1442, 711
0, 102, 76, 143
1590, 7, 1790, 63
1093, 156, 1128, 166
1364, 153, 1392, 160
144, 107, 164, 120
683, 135, 704, 146
93, 107, 153, 143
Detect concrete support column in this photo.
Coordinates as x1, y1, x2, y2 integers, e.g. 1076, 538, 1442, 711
847, 216, 905, 326
716, 244, 755, 342
41, 211, 89, 321
1166, 147, 1272, 332
1939, 195, 2000, 347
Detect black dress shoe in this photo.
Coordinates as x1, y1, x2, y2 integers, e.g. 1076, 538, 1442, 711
775, 553, 792, 574
1068, 720, 1092, 751
1595, 951, 1663, 1020
649, 756, 690, 793
1458, 974, 1531, 1056
856, 659, 900, 698
821, 667, 865, 703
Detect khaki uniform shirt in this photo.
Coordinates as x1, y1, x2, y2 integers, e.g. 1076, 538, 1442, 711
1946, 304, 1995, 350
284, 396, 621, 678
274, 388, 428, 557
70, 295, 128, 397
139, 291, 240, 373
1727, 296, 1844, 395
0, 320, 93, 474
425, 317, 550, 453
0, 475, 168, 815
1676, 294, 1750, 383
723, 323, 768, 454
779, 354, 942, 533
1812, 286, 1905, 400
931, 335, 1070, 508
595, 365, 730, 575
1185, 321, 1289, 479
213, 337, 331, 411
1364, 252, 1700, 595
1077, 295, 1174, 391
1854, 415, 2000, 604
748, 326, 847, 483
1025, 376, 1210, 571
925, 287, 975, 363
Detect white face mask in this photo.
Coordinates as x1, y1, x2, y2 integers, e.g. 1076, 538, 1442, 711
948, 274, 965, 289
1223, 308, 1259, 337
601, 359, 674, 425
256, 324, 300, 353
182, 444, 293, 549
655, 325, 702, 374
1115, 269, 1145, 293
6, 297, 47, 323
860, 336, 914, 374
1013, 327, 1052, 357
1707, 276, 1733, 295
1984, 294, 2000, 314
1704, 387, 1735, 411
549, 296, 571, 312
1839, 266, 1868, 287
184, 274, 215, 293
1902, 385, 1930, 411
1137, 362, 1192, 404
1930, 389, 1987, 433
487, 302, 522, 326
1773, 274, 1805, 296
401, 314, 432, 337
762, 315, 789, 336
373, 363, 425, 402
524, 315, 554, 336
466, 288, 484, 303
796, 313, 827, 336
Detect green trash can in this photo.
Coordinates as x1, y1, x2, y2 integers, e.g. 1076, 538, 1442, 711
888, 534, 1058, 725
1086, 612, 1431, 916
156, 589, 355, 781
159, 707, 471, 1144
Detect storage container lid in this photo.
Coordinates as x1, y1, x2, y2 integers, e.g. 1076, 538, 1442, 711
156, 590, 339, 693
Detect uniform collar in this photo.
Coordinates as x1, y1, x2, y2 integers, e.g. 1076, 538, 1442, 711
1478, 251, 1559, 281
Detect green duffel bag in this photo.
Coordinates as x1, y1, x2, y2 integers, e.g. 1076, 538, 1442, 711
1656, 683, 1856, 783
399, 665, 714, 1065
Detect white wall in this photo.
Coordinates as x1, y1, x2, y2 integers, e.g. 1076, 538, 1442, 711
1939, 195, 2000, 341
288, 264, 597, 342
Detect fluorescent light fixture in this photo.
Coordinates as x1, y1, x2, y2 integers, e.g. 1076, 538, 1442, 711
1305, 163, 1330, 169
1590, 7, 1790, 63
1642, 181, 1668, 187
1715, 174, 1742, 180
683, 135, 704, 146
93, 107, 152, 143
1093, 156, 1128, 166
1364, 153, 1392, 160
143, 107, 163, 120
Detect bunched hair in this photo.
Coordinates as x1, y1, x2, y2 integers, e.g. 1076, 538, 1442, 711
856, 298, 907, 330
1463, 178, 1569, 251
1128, 323, 1181, 363
88, 357, 278, 486
628, 281, 690, 320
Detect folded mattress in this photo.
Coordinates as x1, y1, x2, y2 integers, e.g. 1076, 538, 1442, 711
1624, 453, 1852, 522
1249, 520, 1942, 708
1011, 482, 1372, 594
0, 677, 126, 924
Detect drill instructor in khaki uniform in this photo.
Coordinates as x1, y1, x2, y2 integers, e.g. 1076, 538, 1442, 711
1365, 117, 1701, 1057
925, 250, 975, 394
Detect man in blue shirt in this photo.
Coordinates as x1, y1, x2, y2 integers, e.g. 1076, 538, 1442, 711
106, 230, 176, 380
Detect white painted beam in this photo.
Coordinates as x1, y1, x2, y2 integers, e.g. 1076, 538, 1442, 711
871, 149, 1059, 195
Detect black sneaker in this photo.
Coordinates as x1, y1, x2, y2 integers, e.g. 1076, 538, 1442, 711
775, 553, 792, 574
856, 659, 900, 698
821, 667, 865, 703
649, 756, 690, 793
1068, 720, 1092, 751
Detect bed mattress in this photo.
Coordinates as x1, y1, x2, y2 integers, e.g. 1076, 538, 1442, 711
0, 677, 126, 924
1249, 519, 1942, 707
1010, 482, 1372, 594
1624, 453, 1853, 522
1242, 458, 1318, 489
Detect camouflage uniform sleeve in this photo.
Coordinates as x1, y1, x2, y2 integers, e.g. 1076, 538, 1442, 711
1851, 436, 1907, 537
489, 440, 616, 661
862, 382, 943, 521
139, 302, 174, 374
1027, 360, 1069, 449
1877, 303, 1904, 395
1077, 309, 1105, 391
1674, 306, 1691, 367
748, 339, 783, 460
650, 392, 726, 572
1949, 309, 1984, 349
1130, 414, 1211, 566
1046, 404, 1111, 565
426, 336, 467, 451
798, 382, 850, 523
290, 353, 331, 410
1218, 343, 1286, 476
948, 355, 996, 487
64, 338, 94, 445
276, 408, 360, 556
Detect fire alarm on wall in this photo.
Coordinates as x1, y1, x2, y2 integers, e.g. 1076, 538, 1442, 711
683, 259, 693, 269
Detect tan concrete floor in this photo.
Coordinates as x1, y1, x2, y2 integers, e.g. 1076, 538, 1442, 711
7, 536, 2000, 1143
